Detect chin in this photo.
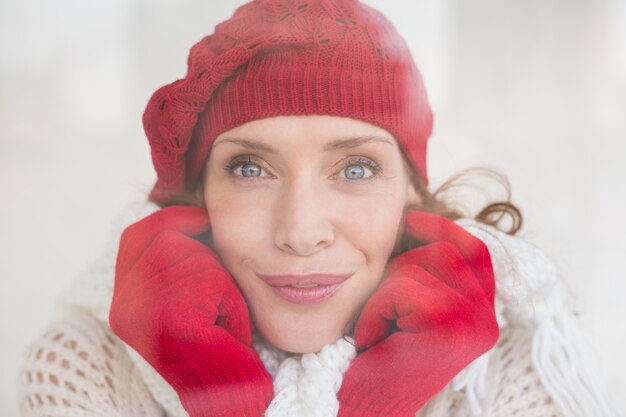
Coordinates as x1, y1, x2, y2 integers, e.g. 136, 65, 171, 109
252, 310, 353, 354
269, 333, 339, 354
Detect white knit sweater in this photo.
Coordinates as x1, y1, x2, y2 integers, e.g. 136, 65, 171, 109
18, 201, 618, 417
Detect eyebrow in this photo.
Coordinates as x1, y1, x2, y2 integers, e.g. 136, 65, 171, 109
212, 138, 277, 152
212, 135, 394, 152
324, 135, 394, 150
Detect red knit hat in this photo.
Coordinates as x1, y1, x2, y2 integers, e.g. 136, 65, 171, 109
144, 0, 433, 203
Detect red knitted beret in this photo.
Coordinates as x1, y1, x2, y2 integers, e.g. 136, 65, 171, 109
143, 0, 433, 203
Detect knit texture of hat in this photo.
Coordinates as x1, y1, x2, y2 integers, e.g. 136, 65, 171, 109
143, 0, 434, 203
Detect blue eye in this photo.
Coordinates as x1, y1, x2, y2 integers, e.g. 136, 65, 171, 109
340, 159, 379, 180
344, 164, 367, 179
225, 157, 269, 178
240, 162, 262, 177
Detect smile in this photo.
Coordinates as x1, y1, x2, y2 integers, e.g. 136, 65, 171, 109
256, 273, 352, 304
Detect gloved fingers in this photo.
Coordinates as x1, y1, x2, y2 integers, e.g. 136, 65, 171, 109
403, 211, 495, 300
134, 205, 211, 237
404, 211, 484, 253
113, 251, 252, 346
114, 229, 218, 294
117, 206, 211, 277
370, 266, 499, 355
354, 265, 469, 349
353, 274, 413, 349
168, 261, 253, 346
386, 241, 491, 308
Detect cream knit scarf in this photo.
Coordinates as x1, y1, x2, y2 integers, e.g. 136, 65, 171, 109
58, 200, 614, 417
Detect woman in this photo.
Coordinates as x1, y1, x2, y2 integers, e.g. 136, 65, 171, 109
19, 1, 616, 416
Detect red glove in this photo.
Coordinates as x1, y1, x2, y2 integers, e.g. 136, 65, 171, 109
109, 206, 273, 417
337, 211, 500, 417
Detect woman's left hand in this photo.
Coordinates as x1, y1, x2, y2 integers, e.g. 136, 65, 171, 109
337, 211, 500, 417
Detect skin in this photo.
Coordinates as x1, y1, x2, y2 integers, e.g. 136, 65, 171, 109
202, 115, 421, 353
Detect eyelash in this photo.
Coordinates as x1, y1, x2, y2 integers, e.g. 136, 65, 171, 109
223, 155, 382, 182
224, 156, 263, 178
336, 157, 381, 182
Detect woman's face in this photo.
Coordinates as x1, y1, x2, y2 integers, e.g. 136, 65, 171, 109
202, 115, 421, 353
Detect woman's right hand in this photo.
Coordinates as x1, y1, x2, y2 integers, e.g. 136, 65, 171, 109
109, 206, 273, 417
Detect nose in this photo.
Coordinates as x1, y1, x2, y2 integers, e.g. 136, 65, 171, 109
273, 179, 335, 256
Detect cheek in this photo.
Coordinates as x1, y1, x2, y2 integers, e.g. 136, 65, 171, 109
338, 189, 408, 252
337, 192, 408, 293
204, 186, 273, 275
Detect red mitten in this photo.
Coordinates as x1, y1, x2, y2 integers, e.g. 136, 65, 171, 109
337, 211, 500, 417
109, 206, 273, 417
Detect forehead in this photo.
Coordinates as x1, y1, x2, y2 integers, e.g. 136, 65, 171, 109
212, 115, 399, 150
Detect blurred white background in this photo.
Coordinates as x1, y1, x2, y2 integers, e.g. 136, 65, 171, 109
1, 0, 625, 415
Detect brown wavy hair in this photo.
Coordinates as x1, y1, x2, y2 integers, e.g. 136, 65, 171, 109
387, 166, 523, 257
414, 168, 522, 231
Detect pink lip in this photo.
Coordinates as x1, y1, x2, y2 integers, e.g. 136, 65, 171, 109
256, 273, 352, 304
